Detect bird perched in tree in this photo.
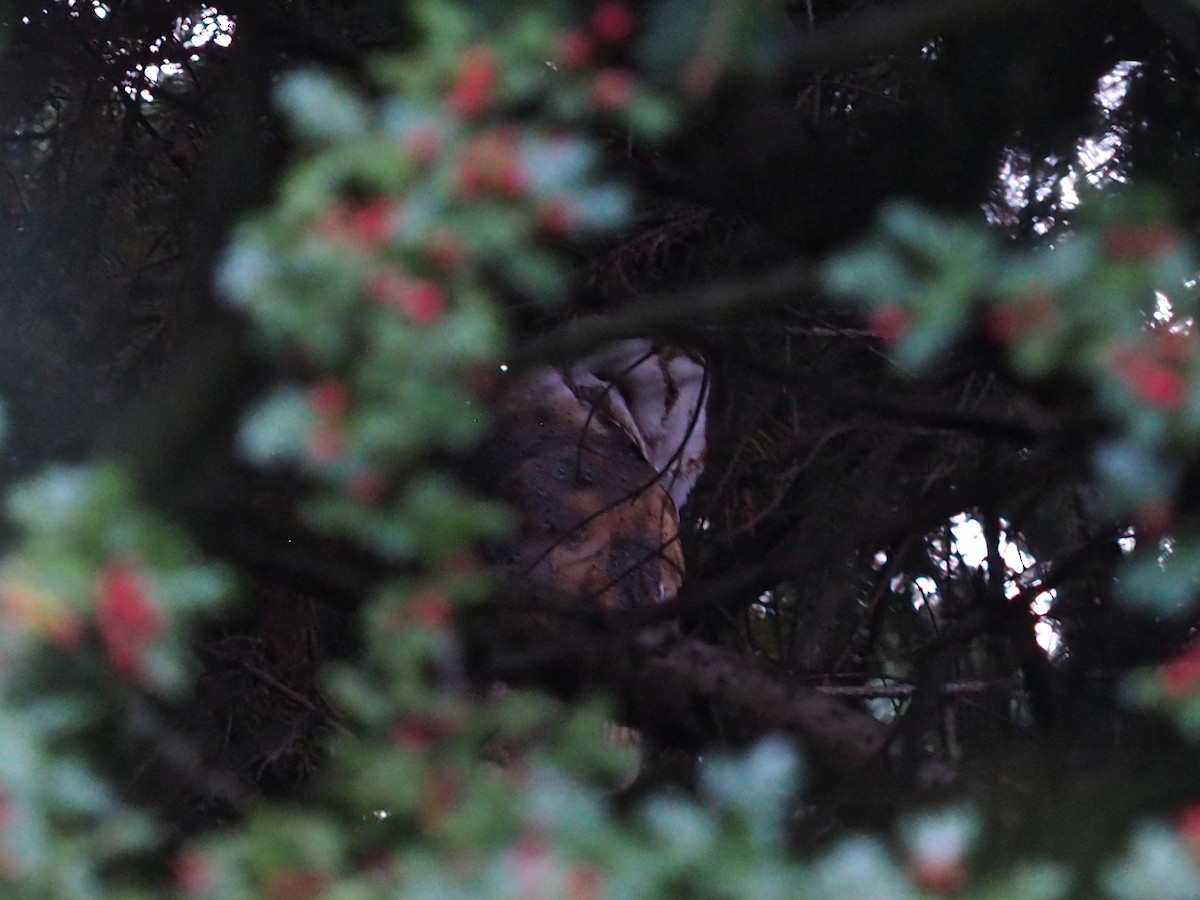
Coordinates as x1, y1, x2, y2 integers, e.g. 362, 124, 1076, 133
482, 338, 708, 610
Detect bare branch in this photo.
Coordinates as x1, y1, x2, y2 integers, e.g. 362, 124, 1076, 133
466, 602, 889, 778
508, 261, 819, 368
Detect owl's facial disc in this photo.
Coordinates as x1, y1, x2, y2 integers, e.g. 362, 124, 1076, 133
570, 339, 708, 511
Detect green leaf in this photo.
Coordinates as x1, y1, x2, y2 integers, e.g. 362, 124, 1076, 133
216, 228, 280, 308
1119, 538, 1200, 618
238, 387, 314, 465
1092, 439, 1178, 513
1103, 823, 1200, 900
44, 763, 113, 815
823, 247, 922, 306
642, 797, 716, 864
806, 836, 917, 900
700, 737, 801, 850
623, 91, 679, 140
522, 137, 596, 194
638, 0, 787, 85
6, 466, 94, 535
569, 185, 633, 232
499, 251, 567, 302
970, 863, 1072, 900
275, 69, 372, 142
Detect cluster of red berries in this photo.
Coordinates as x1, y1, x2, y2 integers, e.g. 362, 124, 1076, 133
554, 3, 638, 111
315, 198, 396, 249
447, 4, 638, 138
303, 379, 403, 505
555, 1, 636, 70
367, 268, 448, 324
507, 828, 607, 900
455, 128, 526, 199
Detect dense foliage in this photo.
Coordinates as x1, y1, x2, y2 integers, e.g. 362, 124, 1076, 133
7, 0, 1200, 897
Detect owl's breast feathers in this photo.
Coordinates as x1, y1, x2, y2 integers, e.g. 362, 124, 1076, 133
482, 341, 707, 610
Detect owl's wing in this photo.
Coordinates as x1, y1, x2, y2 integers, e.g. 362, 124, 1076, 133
483, 355, 698, 610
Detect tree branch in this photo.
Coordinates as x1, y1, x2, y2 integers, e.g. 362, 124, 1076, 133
465, 601, 889, 779
788, 0, 1059, 70
507, 261, 819, 368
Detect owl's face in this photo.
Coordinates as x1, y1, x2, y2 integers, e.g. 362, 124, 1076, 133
483, 339, 708, 610
568, 339, 708, 512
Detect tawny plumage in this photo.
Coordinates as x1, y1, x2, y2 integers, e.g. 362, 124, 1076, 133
485, 340, 707, 610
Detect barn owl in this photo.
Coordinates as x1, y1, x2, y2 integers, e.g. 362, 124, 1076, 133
484, 339, 707, 610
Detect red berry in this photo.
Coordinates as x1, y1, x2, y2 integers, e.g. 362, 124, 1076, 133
591, 68, 633, 109
454, 157, 487, 199
410, 588, 453, 628
455, 129, 526, 199
536, 199, 572, 236
393, 717, 430, 752
1114, 353, 1189, 411
308, 378, 351, 420
425, 230, 468, 272
592, 2, 635, 42
367, 267, 408, 308
566, 863, 605, 900
1135, 499, 1174, 544
264, 868, 330, 900
305, 425, 346, 465
1139, 366, 1189, 410
405, 124, 443, 163
368, 270, 447, 324
910, 859, 969, 895
511, 829, 553, 895
984, 293, 1055, 344
1162, 645, 1200, 697
174, 851, 218, 895
346, 198, 396, 248
1103, 224, 1177, 260
348, 468, 386, 506
496, 161, 528, 198
868, 303, 911, 344
984, 308, 1018, 345
392, 715, 446, 753
1179, 806, 1200, 857
95, 558, 163, 675
556, 29, 593, 69
402, 280, 448, 324
448, 45, 497, 117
